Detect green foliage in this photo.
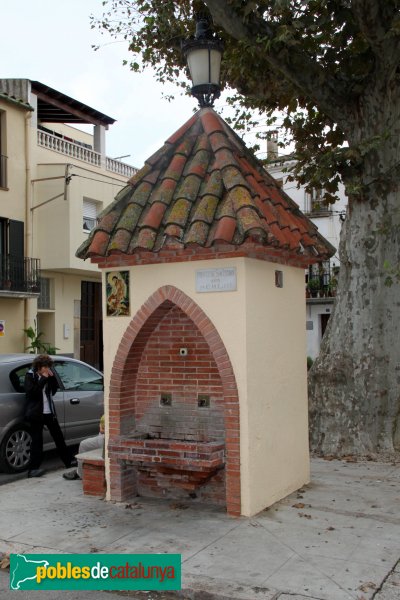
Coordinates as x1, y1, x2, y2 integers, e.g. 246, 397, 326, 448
307, 278, 320, 291
23, 320, 59, 355
90, 0, 400, 203
307, 356, 314, 371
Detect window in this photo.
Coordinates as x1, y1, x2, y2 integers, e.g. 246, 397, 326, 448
83, 199, 99, 232
54, 360, 103, 391
304, 188, 330, 215
38, 277, 53, 309
0, 218, 24, 289
0, 110, 7, 189
10, 365, 31, 393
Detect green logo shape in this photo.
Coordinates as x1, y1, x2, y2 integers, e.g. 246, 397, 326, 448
10, 553, 181, 590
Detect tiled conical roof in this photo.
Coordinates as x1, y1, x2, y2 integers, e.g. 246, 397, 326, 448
76, 108, 334, 265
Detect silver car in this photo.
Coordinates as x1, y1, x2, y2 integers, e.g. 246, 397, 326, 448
0, 354, 104, 473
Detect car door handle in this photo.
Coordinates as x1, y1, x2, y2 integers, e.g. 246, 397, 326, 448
70, 398, 80, 405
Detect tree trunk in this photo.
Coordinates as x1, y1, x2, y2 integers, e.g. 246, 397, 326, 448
309, 98, 400, 455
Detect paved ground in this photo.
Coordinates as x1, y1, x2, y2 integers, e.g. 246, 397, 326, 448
0, 458, 399, 599
0, 446, 79, 486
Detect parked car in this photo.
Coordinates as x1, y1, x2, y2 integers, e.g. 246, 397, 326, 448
0, 354, 104, 473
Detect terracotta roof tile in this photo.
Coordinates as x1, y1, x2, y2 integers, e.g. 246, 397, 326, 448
164, 223, 184, 239
129, 182, 153, 207
183, 149, 209, 178
165, 198, 192, 227
216, 196, 235, 219
191, 195, 219, 224
220, 166, 249, 191
136, 228, 157, 250
201, 170, 223, 198
145, 143, 170, 166
108, 229, 131, 253
127, 163, 152, 186
208, 131, 232, 153
76, 107, 335, 262
88, 230, 110, 256
227, 187, 254, 212
150, 178, 177, 205
213, 216, 237, 243
184, 221, 209, 245
98, 211, 121, 233
117, 203, 143, 230
174, 174, 202, 202
141, 202, 167, 229
166, 113, 198, 144
163, 154, 187, 182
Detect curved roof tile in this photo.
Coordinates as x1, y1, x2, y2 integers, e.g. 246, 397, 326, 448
76, 107, 335, 262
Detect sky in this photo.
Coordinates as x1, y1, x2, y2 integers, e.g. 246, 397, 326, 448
0, 0, 198, 168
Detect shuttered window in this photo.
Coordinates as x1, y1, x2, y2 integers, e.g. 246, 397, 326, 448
38, 277, 53, 309
83, 199, 99, 232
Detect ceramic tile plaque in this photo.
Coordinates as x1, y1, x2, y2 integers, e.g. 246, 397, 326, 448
195, 267, 237, 293
106, 271, 130, 316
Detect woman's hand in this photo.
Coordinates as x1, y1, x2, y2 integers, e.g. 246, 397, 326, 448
39, 366, 52, 377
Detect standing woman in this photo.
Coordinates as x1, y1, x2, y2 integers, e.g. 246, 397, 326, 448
24, 354, 75, 477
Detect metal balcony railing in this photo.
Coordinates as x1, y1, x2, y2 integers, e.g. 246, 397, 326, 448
0, 254, 41, 293
306, 263, 339, 298
306, 274, 338, 298
0, 154, 7, 188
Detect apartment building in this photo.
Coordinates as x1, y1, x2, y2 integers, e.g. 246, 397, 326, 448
0, 79, 136, 369
266, 135, 347, 359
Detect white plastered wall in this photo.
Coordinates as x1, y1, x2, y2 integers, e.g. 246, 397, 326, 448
0, 299, 25, 352
242, 259, 310, 515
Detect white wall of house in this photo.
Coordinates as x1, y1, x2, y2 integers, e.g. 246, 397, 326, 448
269, 157, 347, 359
0, 80, 135, 360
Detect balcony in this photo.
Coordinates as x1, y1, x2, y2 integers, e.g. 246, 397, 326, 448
0, 154, 7, 188
0, 254, 41, 297
37, 129, 137, 179
306, 274, 338, 299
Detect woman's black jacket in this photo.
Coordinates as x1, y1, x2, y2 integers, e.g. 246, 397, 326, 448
24, 369, 59, 421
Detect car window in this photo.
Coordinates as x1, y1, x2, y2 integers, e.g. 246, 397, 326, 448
54, 361, 103, 391
10, 365, 32, 393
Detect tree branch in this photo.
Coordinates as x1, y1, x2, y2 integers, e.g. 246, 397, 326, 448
204, 0, 353, 125
351, 0, 396, 49
351, 0, 400, 77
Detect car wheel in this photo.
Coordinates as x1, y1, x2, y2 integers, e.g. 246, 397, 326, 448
0, 425, 32, 473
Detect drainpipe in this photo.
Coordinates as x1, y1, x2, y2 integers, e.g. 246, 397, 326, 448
24, 109, 35, 335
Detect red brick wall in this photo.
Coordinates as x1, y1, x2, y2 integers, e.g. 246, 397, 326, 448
137, 466, 226, 505
108, 285, 241, 516
82, 459, 106, 497
134, 306, 225, 442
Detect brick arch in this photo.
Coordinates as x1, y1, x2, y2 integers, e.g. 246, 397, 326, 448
108, 285, 241, 516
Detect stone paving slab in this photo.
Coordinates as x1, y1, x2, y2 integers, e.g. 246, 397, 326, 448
0, 458, 399, 600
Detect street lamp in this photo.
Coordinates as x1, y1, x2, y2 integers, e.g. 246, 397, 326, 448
182, 14, 223, 108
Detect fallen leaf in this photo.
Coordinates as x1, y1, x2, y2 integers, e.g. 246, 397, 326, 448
358, 582, 377, 592
292, 503, 305, 509
298, 512, 312, 519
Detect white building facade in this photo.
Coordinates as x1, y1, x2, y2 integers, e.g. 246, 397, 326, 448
267, 145, 346, 360
0, 79, 137, 369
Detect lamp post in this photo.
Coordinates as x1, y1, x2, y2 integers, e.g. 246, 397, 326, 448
182, 14, 223, 108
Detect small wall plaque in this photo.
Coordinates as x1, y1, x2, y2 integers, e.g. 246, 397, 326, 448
106, 271, 130, 317
196, 267, 237, 293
